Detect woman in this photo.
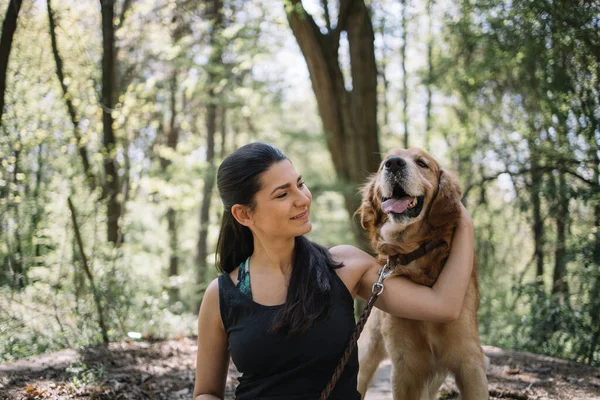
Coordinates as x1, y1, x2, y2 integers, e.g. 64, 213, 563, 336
193, 143, 474, 400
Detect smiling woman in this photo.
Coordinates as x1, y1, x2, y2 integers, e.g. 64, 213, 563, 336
192, 142, 476, 400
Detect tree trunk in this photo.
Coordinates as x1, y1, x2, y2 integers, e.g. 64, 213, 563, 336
377, 13, 390, 134
160, 69, 180, 303
196, 0, 223, 288
0, 0, 23, 127
286, 0, 380, 250
220, 107, 227, 159
9, 137, 24, 288
528, 135, 545, 286
99, 0, 121, 245
47, 0, 96, 192
33, 142, 44, 263
167, 207, 179, 302
400, 0, 409, 148
551, 170, 569, 298
424, 0, 434, 152
587, 141, 600, 364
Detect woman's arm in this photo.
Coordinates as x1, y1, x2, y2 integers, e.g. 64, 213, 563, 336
193, 278, 230, 400
332, 205, 474, 323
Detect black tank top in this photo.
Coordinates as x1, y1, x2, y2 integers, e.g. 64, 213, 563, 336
218, 268, 360, 400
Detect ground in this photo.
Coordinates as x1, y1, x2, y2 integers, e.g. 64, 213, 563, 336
1, 338, 599, 399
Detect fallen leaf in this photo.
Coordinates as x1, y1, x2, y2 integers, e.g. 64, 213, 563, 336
505, 367, 521, 375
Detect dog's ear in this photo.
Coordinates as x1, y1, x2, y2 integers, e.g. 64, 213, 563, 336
427, 169, 462, 228
355, 175, 384, 234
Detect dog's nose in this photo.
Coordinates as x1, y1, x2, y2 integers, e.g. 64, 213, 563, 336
384, 156, 406, 174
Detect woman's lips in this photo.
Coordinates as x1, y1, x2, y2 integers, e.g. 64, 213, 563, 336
290, 210, 309, 220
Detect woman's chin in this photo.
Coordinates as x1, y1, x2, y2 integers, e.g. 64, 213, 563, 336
299, 220, 312, 235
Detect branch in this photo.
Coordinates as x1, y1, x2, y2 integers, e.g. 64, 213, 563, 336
321, 0, 331, 32
117, 0, 133, 30
47, 0, 97, 192
333, 0, 352, 42
488, 389, 530, 400
68, 197, 109, 345
463, 165, 597, 199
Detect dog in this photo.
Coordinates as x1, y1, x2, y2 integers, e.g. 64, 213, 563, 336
356, 148, 488, 400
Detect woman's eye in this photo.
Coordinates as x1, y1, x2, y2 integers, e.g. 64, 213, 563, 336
276, 192, 287, 199
416, 160, 428, 168
298, 181, 306, 188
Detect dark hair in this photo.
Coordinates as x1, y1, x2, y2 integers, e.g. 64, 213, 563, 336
215, 142, 340, 335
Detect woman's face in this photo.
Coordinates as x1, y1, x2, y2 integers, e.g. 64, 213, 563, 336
246, 159, 312, 240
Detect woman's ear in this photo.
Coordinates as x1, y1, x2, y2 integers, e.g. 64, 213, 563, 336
231, 204, 253, 227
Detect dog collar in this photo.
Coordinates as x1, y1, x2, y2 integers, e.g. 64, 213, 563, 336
390, 239, 447, 266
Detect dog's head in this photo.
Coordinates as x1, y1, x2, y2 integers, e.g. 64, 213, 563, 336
359, 148, 462, 254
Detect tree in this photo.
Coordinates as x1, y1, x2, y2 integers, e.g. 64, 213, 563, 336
196, 0, 225, 288
47, 0, 97, 192
0, 0, 23, 127
162, 54, 182, 304
424, 0, 434, 151
99, 0, 122, 245
286, 0, 380, 248
399, 0, 409, 148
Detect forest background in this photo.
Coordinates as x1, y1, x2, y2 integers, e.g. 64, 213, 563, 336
0, 0, 599, 372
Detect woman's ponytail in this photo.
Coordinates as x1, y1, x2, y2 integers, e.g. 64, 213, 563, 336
215, 210, 253, 273
215, 143, 287, 273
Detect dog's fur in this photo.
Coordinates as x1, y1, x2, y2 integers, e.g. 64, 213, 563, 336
357, 148, 488, 400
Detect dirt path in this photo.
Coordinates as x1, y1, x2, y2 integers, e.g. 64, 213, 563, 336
1, 339, 599, 399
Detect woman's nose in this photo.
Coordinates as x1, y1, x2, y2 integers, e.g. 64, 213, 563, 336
295, 189, 311, 207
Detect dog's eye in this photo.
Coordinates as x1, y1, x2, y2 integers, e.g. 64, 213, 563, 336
416, 159, 428, 169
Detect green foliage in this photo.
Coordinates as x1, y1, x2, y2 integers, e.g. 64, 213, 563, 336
480, 261, 600, 366
434, 0, 600, 366
0, 0, 598, 369
66, 363, 107, 388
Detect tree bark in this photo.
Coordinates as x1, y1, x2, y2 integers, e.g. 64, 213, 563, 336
377, 12, 390, 134
424, 0, 434, 152
99, 0, 121, 245
400, 0, 409, 148
551, 167, 569, 298
586, 137, 600, 364
33, 142, 44, 263
167, 207, 179, 302
196, 0, 223, 287
0, 0, 23, 127
528, 134, 545, 286
286, 0, 380, 250
160, 69, 180, 303
220, 106, 227, 159
10, 137, 24, 288
47, 0, 96, 192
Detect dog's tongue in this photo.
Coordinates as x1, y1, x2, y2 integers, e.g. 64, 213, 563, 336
382, 198, 413, 214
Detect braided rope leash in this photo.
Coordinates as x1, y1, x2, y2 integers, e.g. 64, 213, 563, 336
320, 262, 395, 400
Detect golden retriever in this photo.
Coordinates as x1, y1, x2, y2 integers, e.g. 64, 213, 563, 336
356, 148, 488, 400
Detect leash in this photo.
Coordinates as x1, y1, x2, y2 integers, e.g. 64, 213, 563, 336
319, 261, 394, 400
319, 239, 447, 399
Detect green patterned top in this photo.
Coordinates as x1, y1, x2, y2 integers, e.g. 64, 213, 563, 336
236, 257, 252, 298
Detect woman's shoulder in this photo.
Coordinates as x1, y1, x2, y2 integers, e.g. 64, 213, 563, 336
203, 272, 235, 304
328, 245, 379, 297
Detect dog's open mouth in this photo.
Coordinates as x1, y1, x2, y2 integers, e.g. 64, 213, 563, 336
381, 185, 425, 220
